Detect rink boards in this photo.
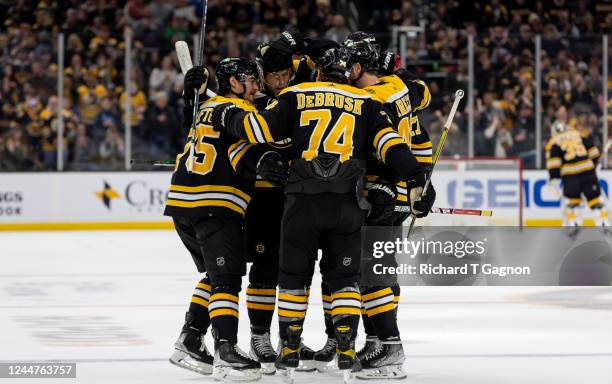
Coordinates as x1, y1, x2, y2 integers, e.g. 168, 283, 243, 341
0, 170, 609, 230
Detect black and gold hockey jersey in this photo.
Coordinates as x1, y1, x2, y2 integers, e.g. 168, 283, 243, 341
222, 81, 423, 181
230, 92, 293, 188
163, 96, 258, 219
546, 130, 600, 179
363, 74, 432, 205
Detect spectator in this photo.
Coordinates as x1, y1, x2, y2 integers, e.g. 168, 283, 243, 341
148, 55, 181, 96
325, 14, 350, 43
144, 91, 180, 158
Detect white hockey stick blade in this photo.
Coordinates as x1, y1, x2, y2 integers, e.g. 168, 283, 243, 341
175, 41, 193, 75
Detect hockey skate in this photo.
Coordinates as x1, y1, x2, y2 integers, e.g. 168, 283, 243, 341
275, 324, 302, 383
335, 326, 357, 384
249, 332, 277, 375
567, 224, 580, 238
314, 337, 338, 373
355, 336, 381, 369
169, 313, 213, 375
213, 339, 262, 382
296, 342, 316, 371
355, 339, 407, 380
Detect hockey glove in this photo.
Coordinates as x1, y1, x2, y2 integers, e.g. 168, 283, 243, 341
366, 180, 398, 225
408, 173, 436, 218
279, 26, 306, 53
257, 151, 290, 186
258, 41, 293, 73
211, 103, 238, 135
304, 38, 340, 63
183, 66, 209, 106
378, 50, 400, 76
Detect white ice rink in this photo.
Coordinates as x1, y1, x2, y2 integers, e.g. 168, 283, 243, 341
1, 230, 611, 384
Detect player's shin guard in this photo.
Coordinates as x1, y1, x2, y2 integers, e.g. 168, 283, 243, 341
277, 288, 308, 339
208, 286, 240, 343
188, 276, 212, 332
564, 201, 581, 227
362, 287, 400, 340
246, 284, 276, 334
589, 200, 611, 228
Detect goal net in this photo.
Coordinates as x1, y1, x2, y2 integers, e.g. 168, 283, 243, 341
412, 157, 524, 228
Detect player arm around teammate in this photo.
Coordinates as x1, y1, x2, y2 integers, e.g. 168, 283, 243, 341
165, 57, 264, 382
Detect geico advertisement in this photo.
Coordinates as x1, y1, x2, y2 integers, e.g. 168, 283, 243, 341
431, 170, 610, 222
0, 172, 173, 222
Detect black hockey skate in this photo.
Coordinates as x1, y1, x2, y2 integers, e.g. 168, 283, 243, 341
335, 325, 357, 384
356, 336, 381, 362
169, 313, 213, 375
314, 337, 337, 373
296, 342, 316, 372
275, 325, 302, 383
355, 338, 407, 380
249, 332, 277, 375
213, 339, 262, 382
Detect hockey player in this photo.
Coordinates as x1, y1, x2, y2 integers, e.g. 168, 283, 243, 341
211, 46, 435, 380
234, 31, 319, 374
165, 57, 267, 382
240, 31, 340, 373
546, 120, 609, 236
341, 32, 435, 379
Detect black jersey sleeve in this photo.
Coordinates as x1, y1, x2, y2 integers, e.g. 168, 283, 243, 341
368, 102, 422, 179
546, 142, 563, 180
224, 94, 294, 144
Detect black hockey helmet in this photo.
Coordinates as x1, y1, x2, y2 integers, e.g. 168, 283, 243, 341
317, 46, 354, 84
342, 31, 380, 72
215, 57, 259, 95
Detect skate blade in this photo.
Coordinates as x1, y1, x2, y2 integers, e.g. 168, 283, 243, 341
260, 362, 276, 375
343, 370, 355, 384
315, 359, 340, 374
355, 365, 407, 380
212, 365, 262, 382
279, 367, 295, 384
169, 350, 212, 375
295, 358, 316, 372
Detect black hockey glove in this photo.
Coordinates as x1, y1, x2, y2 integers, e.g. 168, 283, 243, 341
258, 40, 293, 73
257, 151, 290, 186
304, 38, 340, 63
394, 67, 419, 83
378, 50, 399, 76
366, 180, 397, 225
279, 26, 305, 53
211, 103, 239, 135
183, 66, 209, 106
407, 173, 436, 218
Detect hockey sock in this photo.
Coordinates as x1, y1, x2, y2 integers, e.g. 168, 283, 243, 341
208, 285, 240, 343
331, 286, 361, 340
278, 288, 308, 339
362, 286, 400, 340
188, 276, 211, 332
246, 284, 276, 334
565, 201, 581, 226
392, 284, 401, 317
361, 309, 376, 337
590, 202, 610, 226
321, 282, 334, 338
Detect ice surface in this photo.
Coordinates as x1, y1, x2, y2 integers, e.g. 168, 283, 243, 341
1, 230, 611, 383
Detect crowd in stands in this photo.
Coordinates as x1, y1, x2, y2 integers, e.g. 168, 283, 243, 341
0, 0, 610, 171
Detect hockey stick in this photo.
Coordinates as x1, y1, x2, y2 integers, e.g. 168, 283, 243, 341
130, 159, 175, 167
185, 0, 209, 173
395, 206, 493, 216
406, 89, 464, 237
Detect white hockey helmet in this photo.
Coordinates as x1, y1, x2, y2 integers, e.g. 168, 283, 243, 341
551, 121, 567, 136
